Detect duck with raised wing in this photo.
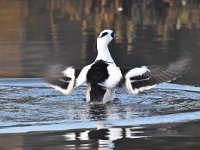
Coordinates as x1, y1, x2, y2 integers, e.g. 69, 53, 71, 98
45, 29, 192, 103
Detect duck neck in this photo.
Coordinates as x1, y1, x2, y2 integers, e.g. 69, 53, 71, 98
96, 42, 114, 63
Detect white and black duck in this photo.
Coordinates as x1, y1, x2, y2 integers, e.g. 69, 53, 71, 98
45, 29, 192, 103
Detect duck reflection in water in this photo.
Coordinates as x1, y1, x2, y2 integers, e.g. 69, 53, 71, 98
89, 104, 107, 120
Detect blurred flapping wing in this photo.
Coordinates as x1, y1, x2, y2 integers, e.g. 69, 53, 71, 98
44, 65, 80, 95
123, 54, 192, 94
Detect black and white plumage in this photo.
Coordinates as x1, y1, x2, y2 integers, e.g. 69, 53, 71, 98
45, 29, 192, 103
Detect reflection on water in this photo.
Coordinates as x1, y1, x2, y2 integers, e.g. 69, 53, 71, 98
0, 0, 200, 85
89, 104, 107, 120
0, 121, 200, 150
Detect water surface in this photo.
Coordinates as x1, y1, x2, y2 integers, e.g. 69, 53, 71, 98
0, 78, 200, 149
0, 0, 200, 86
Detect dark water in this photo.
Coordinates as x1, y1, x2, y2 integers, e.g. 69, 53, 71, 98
0, 0, 200, 150
1, 121, 200, 150
0, 0, 200, 85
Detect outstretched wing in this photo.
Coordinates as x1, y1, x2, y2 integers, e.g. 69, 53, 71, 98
122, 54, 192, 94
44, 65, 81, 95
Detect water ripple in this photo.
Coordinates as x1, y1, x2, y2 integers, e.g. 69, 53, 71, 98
0, 78, 200, 133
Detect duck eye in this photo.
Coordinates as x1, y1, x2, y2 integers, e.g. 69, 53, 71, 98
100, 32, 108, 38
111, 32, 115, 38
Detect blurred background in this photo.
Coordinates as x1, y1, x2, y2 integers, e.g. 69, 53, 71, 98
0, 0, 200, 86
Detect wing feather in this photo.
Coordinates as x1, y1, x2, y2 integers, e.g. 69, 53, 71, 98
123, 54, 192, 94
44, 65, 78, 95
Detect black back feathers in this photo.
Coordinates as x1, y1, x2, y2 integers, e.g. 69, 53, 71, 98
86, 60, 109, 101
87, 60, 109, 84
